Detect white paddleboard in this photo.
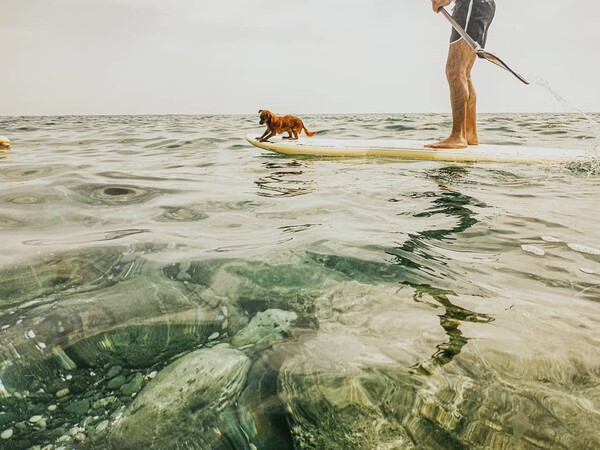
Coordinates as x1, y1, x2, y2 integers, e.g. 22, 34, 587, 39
246, 134, 588, 164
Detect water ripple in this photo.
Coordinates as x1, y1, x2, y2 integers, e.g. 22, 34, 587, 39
0, 114, 599, 450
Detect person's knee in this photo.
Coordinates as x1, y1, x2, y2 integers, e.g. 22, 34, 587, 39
445, 63, 467, 84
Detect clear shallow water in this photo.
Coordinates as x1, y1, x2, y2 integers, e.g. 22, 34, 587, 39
0, 114, 599, 449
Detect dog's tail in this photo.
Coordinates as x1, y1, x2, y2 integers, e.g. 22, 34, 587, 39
302, 124, 316, 137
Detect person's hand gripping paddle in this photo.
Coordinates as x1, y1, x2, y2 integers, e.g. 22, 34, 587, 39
436, 4, 529, 85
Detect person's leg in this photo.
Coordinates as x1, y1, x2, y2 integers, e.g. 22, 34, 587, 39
466, 55, 478, 145
427, 39, 477, 149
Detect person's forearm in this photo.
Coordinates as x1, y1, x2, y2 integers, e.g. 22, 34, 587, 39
431, 0, 454, 13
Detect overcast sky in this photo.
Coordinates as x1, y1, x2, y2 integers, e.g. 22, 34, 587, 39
1, 0, 599, 115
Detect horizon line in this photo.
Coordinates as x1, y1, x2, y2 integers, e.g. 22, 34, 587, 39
1, 111, 599, 118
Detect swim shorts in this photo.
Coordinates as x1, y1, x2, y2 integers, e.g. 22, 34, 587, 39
450, 0, 496, 48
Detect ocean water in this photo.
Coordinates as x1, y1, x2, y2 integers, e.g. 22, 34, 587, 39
0, 113, 599, 449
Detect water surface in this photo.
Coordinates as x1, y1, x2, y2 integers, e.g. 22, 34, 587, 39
0, 114, 599, 449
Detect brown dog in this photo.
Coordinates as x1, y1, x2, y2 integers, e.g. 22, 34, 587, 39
256, 110, 316, 142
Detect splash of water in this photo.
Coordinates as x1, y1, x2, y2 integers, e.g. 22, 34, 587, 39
529, 75, 600, 151
528, 75, 600, 174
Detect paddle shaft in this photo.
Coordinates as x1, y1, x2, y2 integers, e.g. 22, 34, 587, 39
437, 5, 529, 84
439, 7, 482, 52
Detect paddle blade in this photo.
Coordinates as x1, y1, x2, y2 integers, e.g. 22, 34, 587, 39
477, 50, 529, 85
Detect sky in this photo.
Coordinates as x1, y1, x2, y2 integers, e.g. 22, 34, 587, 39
1, 0, 599, 115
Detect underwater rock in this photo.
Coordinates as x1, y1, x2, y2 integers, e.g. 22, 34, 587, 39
28, 415, 43, 424
96, 420, 109, 433
237, 351, 296, 450
106, 375, 126, 391
276, 274, 600, 450
232, 309, 298, 352
119, 373, 144, 396
64, 399, 90, 416
278, 332, 417, 450
165, 259, 336, 315
62, 312, 220, 369
0, 246, 133, 308
0, 276, 224, 391
108, 348, 251, 449
105, 366, 122, 380
55, 389, 70, 399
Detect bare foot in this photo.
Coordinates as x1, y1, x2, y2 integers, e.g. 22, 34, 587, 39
425, 137, 468, 149
467, 133, 479, 146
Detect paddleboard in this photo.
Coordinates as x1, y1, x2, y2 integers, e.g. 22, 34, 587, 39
246, 134, 588, 164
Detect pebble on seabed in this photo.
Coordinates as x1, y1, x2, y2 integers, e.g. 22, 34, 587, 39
56, 388, 70, 398
96, 420, 109, 433
1, 429, 13, 439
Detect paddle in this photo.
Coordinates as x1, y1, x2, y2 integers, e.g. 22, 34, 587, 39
438, 6, 529, 85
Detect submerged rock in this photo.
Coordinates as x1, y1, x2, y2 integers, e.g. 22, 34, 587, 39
64, 399, 90, 416
55, 389, 70, 399
0, 246, 130, 309
278, 332, 418, 450
63, 313, 222, 370
105, 366, 123, 380
164, 259, 335, 315
106, 375, 126, 391
0, 274, 225, 392
238, 352, 296, 450
232, 309, 298, 352
119, 373, 144, 396
108, 348, 251, 449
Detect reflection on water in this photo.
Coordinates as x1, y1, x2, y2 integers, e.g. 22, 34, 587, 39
412, 291, 495, 376
255, 160, 314, 198
0, 114, 600, 449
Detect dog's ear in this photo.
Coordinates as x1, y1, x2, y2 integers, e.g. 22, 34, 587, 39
258, 109, 263, 114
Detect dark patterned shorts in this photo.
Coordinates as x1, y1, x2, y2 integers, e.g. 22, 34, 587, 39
450, 0, 496, 48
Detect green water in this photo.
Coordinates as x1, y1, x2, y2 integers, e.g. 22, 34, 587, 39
0, 114, 599, 449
